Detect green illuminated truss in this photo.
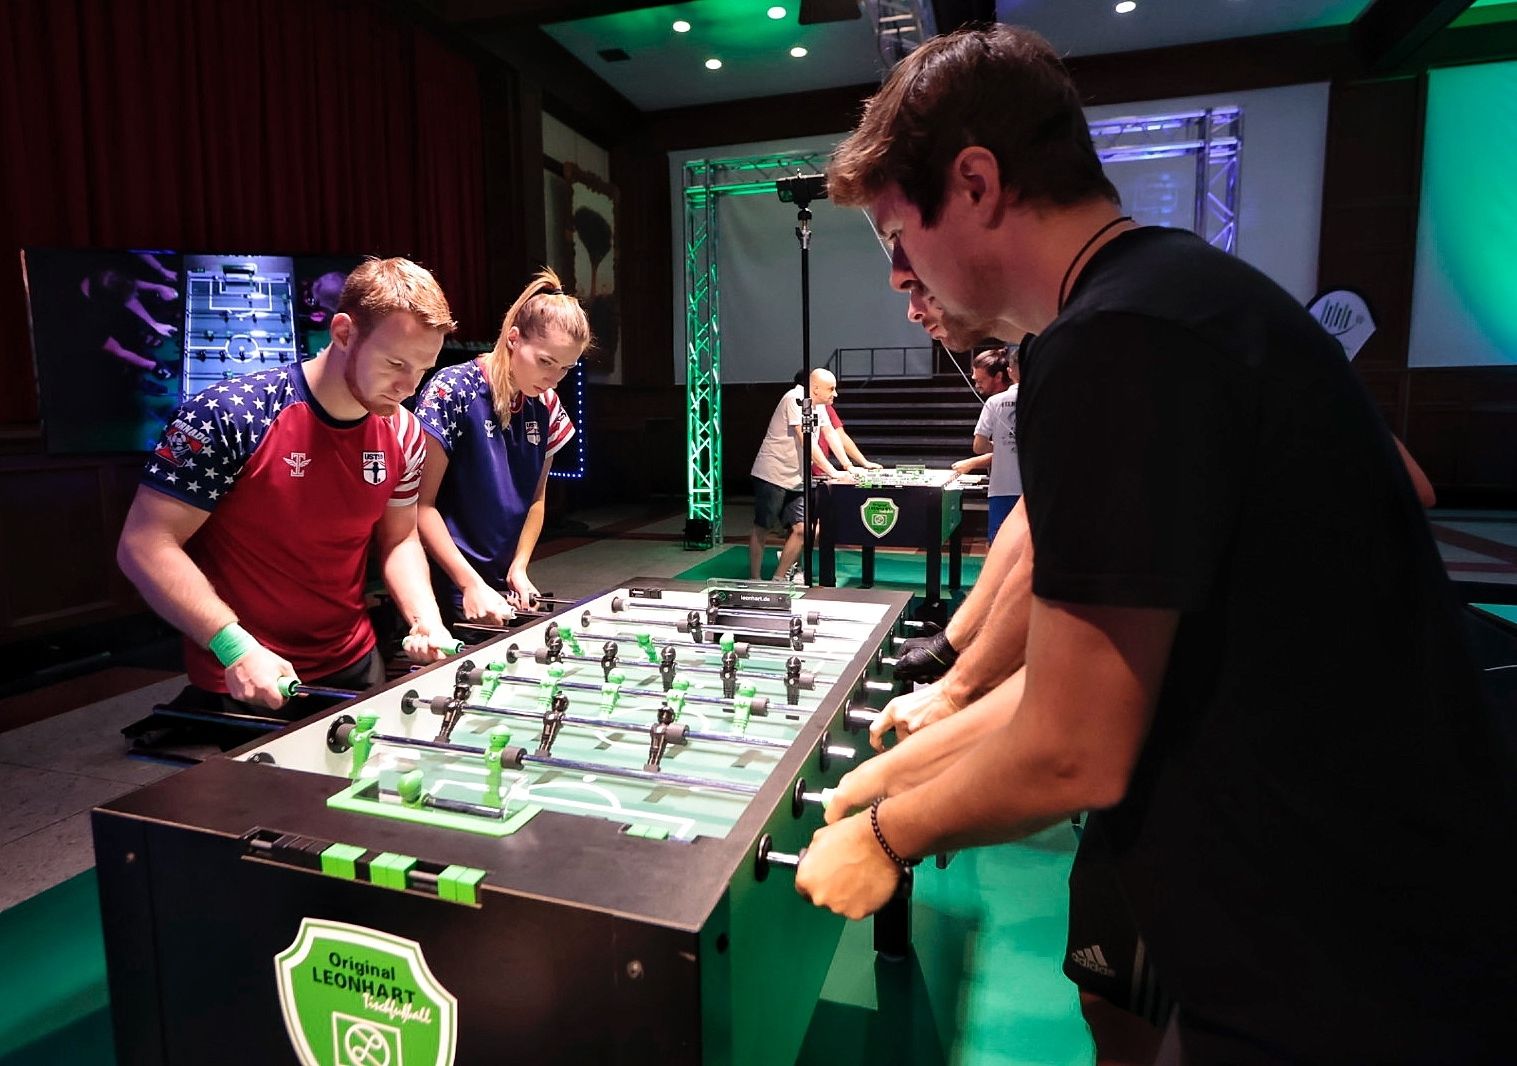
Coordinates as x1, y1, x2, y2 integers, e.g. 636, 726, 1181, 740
682, 151, 830, 549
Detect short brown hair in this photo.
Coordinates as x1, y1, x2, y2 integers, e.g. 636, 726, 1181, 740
972, 347, 1010, 380
829, 24, 1118, 224
338, 257, 457, 335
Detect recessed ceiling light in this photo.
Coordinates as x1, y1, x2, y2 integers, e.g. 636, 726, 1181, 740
673, 19, 691, 32
705, 57, 723, 70
790, 46, 808, 58
1114, 1, 1136, 11
768, 5, 787, 17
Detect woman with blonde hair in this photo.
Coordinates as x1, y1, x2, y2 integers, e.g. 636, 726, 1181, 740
416, 268, 590, 625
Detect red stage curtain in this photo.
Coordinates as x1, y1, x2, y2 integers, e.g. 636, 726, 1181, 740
0, 0, 491, 429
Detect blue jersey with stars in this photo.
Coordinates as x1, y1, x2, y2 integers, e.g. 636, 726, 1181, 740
141, 363, 426, 690
416, 360, 573, 599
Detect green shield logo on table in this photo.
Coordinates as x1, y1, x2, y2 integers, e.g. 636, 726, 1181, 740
860, 497, 900, 539
276, 917, 457, 1066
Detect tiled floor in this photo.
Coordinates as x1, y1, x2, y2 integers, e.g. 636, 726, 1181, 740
0, 676, 186, 911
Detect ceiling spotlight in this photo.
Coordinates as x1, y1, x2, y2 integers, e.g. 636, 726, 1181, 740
1114, 1, 1136, 11
673, 19, 691, 32
768, 5, 787, 17
790, 46, 808, 58
705, 57, 723, 70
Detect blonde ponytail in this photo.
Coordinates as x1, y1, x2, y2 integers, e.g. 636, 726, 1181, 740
485, 267, 592, 423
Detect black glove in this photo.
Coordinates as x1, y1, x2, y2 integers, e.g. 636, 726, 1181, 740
892, 629, 958, 684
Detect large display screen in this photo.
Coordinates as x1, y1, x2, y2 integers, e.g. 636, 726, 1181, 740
24, 249, 372, 453
22, 248, 185, 453
1408, 60, 1517, 368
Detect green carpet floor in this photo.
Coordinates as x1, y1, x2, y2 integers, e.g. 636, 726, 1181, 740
0, 870, 115, 1065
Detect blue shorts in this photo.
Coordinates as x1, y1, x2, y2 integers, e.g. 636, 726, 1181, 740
987, 494, 1020, 543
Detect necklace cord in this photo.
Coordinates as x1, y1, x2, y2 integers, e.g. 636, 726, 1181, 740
1057, 216, 1134, 312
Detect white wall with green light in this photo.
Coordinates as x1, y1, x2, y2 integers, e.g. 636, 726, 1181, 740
1409, 60, 1517, 368
671, 82, 1330, 384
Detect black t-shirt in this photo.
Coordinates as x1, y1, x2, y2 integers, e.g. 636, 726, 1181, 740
1018, 227, 1517, 1063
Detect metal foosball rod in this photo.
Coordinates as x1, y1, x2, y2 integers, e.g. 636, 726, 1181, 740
502, 637, 816, 693
609, 594, 869, 628
505, 635, 818, 705
582, 610, 867, 664
471, 667, 804, 717
397, 688, 792, 752
588, 606, 817, 647
754, 834, 913, 961
331, 722, 760, 796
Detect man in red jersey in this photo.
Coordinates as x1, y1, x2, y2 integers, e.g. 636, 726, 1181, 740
118, 257, 458, 710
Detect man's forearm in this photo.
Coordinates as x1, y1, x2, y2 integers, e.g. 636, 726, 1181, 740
841, 433, 870, 466
382, 534, 445, 628
942, 500, 1029, 658
118, 537, 237, 647
880, 600, 1176, 857
941, 540, 1031, 704
879, 671, 1026, 791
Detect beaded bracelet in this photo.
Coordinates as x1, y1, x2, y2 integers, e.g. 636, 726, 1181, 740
869, 796, 920, 869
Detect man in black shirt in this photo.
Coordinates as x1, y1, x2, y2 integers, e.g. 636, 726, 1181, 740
795, 24, 1516, 1064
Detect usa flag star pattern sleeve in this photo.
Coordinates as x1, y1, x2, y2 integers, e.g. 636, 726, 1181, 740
542, 388, 576, 459
416, 363, 471, 456
389, 407, 427, 507
141, 372, 293, 512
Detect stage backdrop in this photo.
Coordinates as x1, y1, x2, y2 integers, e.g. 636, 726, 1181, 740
669, 82, 1330, 385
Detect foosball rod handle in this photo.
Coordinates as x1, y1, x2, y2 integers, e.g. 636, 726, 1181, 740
277, 678, 362, 701
753, 834, 913, 961
874, 869, 913, 962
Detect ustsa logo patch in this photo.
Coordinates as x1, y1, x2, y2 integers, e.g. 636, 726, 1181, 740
525, 419, 541, 446
361, 451, 388, 486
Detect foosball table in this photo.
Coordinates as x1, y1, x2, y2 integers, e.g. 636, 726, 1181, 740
817, 465, 969, 603
92, 578, 915, 1066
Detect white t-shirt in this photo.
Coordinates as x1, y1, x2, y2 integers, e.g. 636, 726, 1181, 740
974, 385, 1021, 498
751, 385, 806, 488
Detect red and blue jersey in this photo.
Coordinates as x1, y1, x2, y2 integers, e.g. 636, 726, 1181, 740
142, 363, 426, 690
416, 360, 573, 602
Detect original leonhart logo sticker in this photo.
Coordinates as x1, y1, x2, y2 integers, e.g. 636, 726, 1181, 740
275, 918, 457, 1066
860, 497, 900, 539
361, 451, 388, 486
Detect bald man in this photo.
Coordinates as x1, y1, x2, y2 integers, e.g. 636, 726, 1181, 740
749, 369, 870, 580
808, 368, 883, 480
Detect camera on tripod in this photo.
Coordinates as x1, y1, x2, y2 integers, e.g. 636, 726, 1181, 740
776, 174, 829, 208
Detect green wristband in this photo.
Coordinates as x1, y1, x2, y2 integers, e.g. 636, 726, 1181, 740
208, 622, 260, 668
